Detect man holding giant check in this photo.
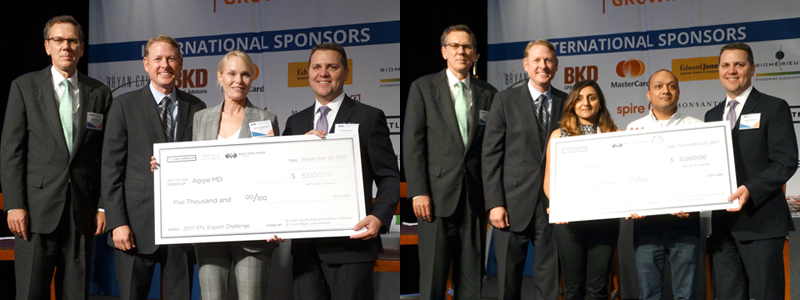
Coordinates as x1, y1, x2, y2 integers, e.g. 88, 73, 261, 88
705, 42, 797, 300
547, 110, 739, 221
285, 43, 399, 300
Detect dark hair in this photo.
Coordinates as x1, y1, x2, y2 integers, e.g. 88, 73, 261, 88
308, 43, 348, 70
719, 42, 754, 66
560, 80, 617, 135
43, 15, 84, 42
440, 24, 477, 48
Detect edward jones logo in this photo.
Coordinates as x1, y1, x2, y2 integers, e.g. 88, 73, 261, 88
616, 59, 645, 78
287, 59, 353, 88
672, 57, 719, 82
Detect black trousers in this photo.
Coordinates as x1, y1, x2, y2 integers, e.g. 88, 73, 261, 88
292, 247, 374, 300
554, 219, 619, 300
493, 200, 559, 300
417, 193, 485, 300
114, 244, 194, 300
711, 229, 785, 300
14, 194, 93, 300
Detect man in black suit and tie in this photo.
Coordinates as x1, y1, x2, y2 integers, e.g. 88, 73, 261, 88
704, 42, 797, 300
1, 15, 112, 300
102, 35, 206, 300
482, 40, 565, 300
283, 42, 400, 300
404, 24, 497, 300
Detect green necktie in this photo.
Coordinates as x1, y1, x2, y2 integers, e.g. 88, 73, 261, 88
454, 81, 469, 146
59, 79, 73, 153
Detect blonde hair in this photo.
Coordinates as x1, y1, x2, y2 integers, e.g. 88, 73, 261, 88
524, 39, 556, 59
218, 50, 255, 76
144, 35, 181, 59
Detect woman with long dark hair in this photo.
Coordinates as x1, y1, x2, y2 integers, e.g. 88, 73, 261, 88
543, 79, 620, 300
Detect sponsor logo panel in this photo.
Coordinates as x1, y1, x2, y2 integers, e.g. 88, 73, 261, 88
672, 56, 718, 82
754, 46, 800, 82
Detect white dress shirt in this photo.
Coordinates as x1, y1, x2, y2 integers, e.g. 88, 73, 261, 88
313, 92, 345, 132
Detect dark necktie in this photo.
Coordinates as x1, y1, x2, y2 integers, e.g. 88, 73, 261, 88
159, 96, 174, 142
536, 94, 548, 150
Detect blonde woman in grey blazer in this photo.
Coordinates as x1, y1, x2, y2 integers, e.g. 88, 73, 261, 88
189, 50, 282, 300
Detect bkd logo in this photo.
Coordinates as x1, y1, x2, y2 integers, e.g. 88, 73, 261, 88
616, 60, 645, 77
564, 65, 598, 84
176, 69, 208, 88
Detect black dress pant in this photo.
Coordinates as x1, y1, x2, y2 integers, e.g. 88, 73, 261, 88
14, 195, 93, 300
114, 244, 194, 300
711, 228, 785, 300
554, 219, 619, 300
292, 247, 374, 300
493, 200, 559, 300
417, 193, 485, 300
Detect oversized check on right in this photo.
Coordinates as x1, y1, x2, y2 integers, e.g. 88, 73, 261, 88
548, 122, 738, 223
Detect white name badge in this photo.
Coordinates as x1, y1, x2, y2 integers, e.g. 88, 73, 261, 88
479, 110, 489, 125
739, 113, 761, 130
86, 112, 104, 130
334, 124, 359, 134
249, 121, 274, 137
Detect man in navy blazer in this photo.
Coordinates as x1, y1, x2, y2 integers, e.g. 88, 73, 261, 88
705, 42, 797, 300
1, 15, 112, 300
283, 43, 400, 300
102, 35, 206, 300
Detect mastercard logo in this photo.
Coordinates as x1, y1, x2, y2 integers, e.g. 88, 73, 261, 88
254, 64, 260, 80
616, 59, 646, 77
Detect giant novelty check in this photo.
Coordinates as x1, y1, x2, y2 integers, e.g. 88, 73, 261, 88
548, 122, 738, 223
153, 134, 367, 244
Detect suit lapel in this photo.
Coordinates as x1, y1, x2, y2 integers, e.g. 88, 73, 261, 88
71, 75, 92, 160
174, 89, 191, 141
708, 100, 725, 122
143, 88, 168, 142
330, 96, 356, 133
433, 72, 464, 151
549, 90, 564, 133
734, 88, 762, 134
204, 102, 223, 140
466, 81, 486, 150
739, 88, 761, 117
34, 69, 70, 159
239, 100, 262, 138
518, 85, 539, 135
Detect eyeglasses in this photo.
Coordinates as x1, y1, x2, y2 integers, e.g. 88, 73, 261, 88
46, 37, 81, 47
443, 43, 474, 52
